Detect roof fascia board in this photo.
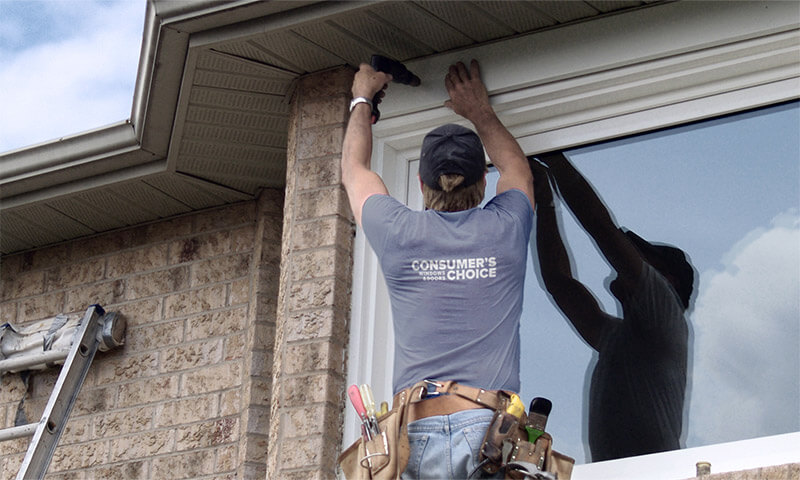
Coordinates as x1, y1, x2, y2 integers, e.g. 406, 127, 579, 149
0, 123, 139, 193
154, 0, 255, 20
134, 19, 189, 157
130, 0, 161, 140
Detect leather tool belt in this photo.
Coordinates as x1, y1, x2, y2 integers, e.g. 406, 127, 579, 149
406, 393, 486, 422
396, 379, 514, 423
339, 379, 511, 479
338, 379, 574, 480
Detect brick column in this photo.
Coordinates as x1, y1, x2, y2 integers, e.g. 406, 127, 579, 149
266, 66, 356, 479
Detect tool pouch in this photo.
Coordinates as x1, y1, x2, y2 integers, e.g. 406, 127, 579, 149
479, 418, 575, 480
503, 432, 574, 480
480, 411, 520, 474
337, 387, 414, 479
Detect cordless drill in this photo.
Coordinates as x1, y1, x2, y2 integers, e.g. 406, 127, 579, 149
369, 54, 421, 123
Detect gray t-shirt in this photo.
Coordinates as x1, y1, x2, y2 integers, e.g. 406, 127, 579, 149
361, 190, 534, 394
588, 262, 688, 461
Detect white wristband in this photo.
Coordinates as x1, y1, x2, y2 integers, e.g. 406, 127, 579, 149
349, 96, 373, 113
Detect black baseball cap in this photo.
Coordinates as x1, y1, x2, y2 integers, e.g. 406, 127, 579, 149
419, 124, 486, 190
623, 229, 695, 309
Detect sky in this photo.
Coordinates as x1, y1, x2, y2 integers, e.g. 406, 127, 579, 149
0, 0, 145, 152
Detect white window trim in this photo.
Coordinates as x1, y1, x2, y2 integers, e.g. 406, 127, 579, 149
344, 1, 799, 474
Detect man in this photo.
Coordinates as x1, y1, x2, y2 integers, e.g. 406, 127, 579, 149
530, 153, 695, 461
341, 59, 534, 478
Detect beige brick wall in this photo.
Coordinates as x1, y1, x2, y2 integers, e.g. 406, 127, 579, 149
0, 191, 283, 479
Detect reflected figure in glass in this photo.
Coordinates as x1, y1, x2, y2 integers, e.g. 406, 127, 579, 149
530, 153, 695, 461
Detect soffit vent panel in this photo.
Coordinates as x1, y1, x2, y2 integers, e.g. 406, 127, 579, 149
188, 86, 289, 115
194, 50, 296, 94
590, 1, 649, 14
218, 34, 344, 74
181, 122, 287, 150
192, 67, 294, 96
2, 207, 94, 250
414, 1, 516, 43
1, 229, 31, 255
177, 151, 286, 193
144, 174, 251, 210
46, 191, 144, 232
39, 176, 194, 235
178, 141, 285, 165
113, 182, 194, 218
464, 2, 557, 33
366, 3, 475, 52
196, 48, 294, 77
179, 169, 285, 195
518, 1, 600, 24
172, 48, 291, 197
290, 22, 386, 67
65, 194, 149, 229
332, 10, 436, 61
183, 107, 288, 136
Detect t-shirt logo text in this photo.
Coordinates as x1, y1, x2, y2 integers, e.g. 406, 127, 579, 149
411, 257, 497, 281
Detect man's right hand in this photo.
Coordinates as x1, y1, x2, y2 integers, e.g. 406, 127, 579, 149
352, 63, 392, 102
341, 63, 393, 226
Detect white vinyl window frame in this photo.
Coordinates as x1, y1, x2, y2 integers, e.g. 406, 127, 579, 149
344, 1, 799, 476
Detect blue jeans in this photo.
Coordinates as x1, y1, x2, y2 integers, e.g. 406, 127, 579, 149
401, 408, 504, 480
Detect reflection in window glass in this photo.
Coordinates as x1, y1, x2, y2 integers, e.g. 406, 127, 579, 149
488, 101, 800, 464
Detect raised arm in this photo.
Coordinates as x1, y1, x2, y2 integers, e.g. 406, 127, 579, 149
444, 60, 534, 209
341, 64, 393, 225
531, 159, 614, 350
538, 152, 643, 293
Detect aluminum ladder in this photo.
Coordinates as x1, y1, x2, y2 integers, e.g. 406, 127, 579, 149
0, 305, 125, 479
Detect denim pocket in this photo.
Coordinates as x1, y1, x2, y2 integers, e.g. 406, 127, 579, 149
461, 420, 491, 472
402, 431, 430, 479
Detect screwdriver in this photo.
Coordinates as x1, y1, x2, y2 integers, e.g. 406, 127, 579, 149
359, 384, 381, 436
347, 384, 372, 440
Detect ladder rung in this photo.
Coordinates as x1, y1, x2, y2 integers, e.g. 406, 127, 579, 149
0, 423, 37, 442
0, 350, 69, 375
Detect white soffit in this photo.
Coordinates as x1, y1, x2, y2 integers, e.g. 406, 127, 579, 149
167, 49, 292, 194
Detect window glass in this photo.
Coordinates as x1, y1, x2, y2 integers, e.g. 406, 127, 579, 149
483, 101, 799, 463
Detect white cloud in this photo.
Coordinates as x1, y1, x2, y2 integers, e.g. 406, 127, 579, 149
0, 1, 145, 152
687, 208, 800, 446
